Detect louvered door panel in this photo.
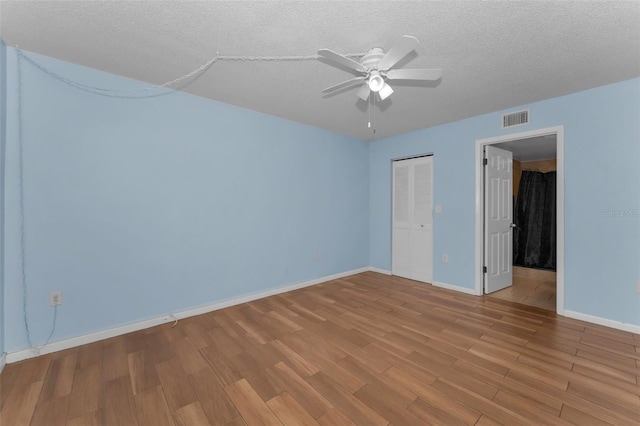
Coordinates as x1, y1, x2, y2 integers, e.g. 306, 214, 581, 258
392, 156, 433, 283
392, 163, 411, 278
411, 159, 433, 283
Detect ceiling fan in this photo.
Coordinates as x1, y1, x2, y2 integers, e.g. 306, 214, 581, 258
318, 35, 442, 101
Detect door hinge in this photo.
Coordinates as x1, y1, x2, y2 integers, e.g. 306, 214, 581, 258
483, 266, 487, 273
483, 158, 488, 166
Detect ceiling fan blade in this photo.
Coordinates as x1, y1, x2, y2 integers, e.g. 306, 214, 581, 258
386, 68, 442, 81
377, 35, 420, 71
357, 84, 370, 101
321, 76, 365, 93
317, 49, 365, 73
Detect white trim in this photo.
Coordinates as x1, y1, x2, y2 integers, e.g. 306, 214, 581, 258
0, 353, 6, 374
564, 310, 640, 334
6, 267, 368, 364
432, 281, 477, 296
555, 127, 565, 315
474, 125, 565, 314
368, 267, 392, 275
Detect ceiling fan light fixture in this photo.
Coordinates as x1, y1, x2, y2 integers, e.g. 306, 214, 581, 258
378, 83, 393, 100
368, 71, 384, 92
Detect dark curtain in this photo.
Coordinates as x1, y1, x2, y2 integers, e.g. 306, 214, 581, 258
513, 171, 556, 270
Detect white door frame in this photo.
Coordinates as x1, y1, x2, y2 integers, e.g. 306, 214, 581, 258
474, 125, 565, 315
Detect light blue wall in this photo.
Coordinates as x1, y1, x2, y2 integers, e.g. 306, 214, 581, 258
369, 78, 640, 326
2, 46, 638, 356
3, 48, 369, 352
0, 41, 7, 357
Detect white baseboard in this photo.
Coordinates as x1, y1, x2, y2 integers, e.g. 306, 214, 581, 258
432, 281, 478, 296
368, 267, 392, 275
563, 310, 640, 334
6, 267, 369, 364
0, 353, 6, 374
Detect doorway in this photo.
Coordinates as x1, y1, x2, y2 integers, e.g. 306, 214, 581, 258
475, 126, 564, 314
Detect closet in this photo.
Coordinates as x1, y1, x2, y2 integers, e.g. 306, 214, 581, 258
392, 156, 433, 283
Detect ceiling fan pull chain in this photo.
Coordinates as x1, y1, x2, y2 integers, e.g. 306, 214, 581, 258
368, 90, 372, 128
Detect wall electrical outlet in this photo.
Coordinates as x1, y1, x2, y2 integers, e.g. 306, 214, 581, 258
442, 254, 448, 263
313, 252, 320, 261
49, 291, 62, 306
636, 281, 640, 294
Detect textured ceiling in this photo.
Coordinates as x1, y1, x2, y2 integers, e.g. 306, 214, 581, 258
1, 1, 639, 141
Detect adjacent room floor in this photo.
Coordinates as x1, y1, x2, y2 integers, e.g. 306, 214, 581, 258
489, 266, 557, 311
1, 272, 637, 426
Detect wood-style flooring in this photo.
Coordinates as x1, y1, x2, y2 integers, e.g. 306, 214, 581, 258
490, 266, 557, 311
1, 272, 639, 425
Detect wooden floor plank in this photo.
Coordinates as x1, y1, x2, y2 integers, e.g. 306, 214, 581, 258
37, 351, 77, 403
102, 338, 131, 382
492, 389, 566, 424
103, 376, 138, 426
267, 391, 319, 426
453, 358, 564, 415
566, 381, 640, 421
224, 378, 283, 426
265, 362, 333, 420
66, 409, 102, 426
133, 386, 175, 426
66, 355, 102, 420
29, 395, 70, 426
187, 367, 239, 424
305, 372, 388, 426
127, 349, 161, 395
407, 397, 472, 426
560, 404, 615, 426
316, 408, 357, 426
432, 378, 539, 426
353, 383, 426, 425
0, 381, 45, 426
474, 414, 504, 426
154, 358, 198, 412
271, 339, 320, 377
173, 401, 212, 426
0, 363, 22, 411
297, 349, 365, 394
1, 272, 639, 425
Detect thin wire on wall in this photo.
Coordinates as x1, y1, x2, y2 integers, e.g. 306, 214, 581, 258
17, 50, 58, 352
15, 47, 365, 351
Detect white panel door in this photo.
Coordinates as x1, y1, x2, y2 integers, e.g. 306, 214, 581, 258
484, 146, 513, 293
392, 156, 433, 283
411, 160, 434, 283
392, 162, 411, 279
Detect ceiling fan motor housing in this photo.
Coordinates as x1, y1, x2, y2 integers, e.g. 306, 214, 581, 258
360, 47, 385, 71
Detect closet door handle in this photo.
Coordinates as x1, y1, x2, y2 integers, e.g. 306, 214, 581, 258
510, 223, 517, 228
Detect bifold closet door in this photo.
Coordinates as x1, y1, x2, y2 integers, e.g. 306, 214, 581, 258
392, 156, 433, 283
